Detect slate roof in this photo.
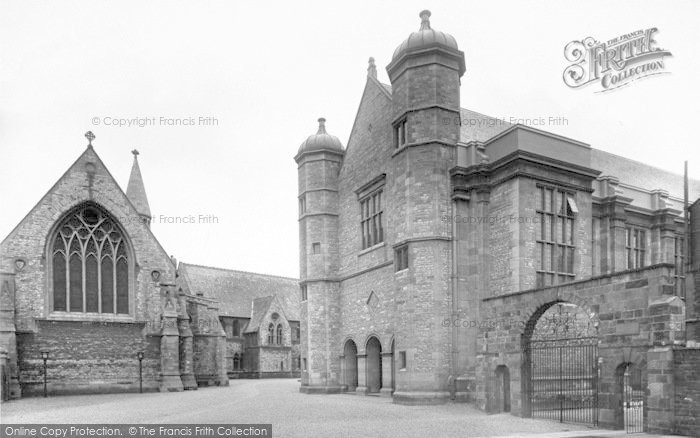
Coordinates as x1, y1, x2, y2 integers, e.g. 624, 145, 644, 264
379, 81, 699, 199
590, 148, 700, 200
244, 296, 275, 334
178, 263, 300, 320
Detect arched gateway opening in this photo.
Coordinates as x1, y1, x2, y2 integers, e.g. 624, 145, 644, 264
366, 337, 382, 393
617, 362, 644, 433
344, 340, 358, 392
522, 302, 599, 425
494, 365, 511, 413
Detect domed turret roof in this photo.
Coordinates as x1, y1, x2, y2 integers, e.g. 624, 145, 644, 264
392, 10, 459, 61
297, 118, 344, 155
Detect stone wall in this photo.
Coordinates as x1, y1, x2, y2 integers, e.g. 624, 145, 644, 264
672, 347, 700, 436
16, 320, 160, 396
475, 264, 675, 422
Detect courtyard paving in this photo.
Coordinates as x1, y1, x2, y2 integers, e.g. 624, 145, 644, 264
0, 379, 686, 438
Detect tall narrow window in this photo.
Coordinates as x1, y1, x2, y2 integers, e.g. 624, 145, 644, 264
535, 186, 576, 288
51, 204, 130, 314
674, 235, 686, 299
232, 353, 240, 371
394, 119, 407, 149
395, 245, 409, 271
299, 195, 306, 216
360, 189, 383, 249
300, 285, 308, 302
267, 323, 275, 344
276, 324, 283, 345
625, 227, 646, 269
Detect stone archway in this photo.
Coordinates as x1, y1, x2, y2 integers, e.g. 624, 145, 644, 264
521, 301, 598, 425
366, 337, 382, 393
343, 340, 358, 392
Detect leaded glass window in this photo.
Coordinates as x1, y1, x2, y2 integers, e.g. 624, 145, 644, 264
51, 204, 129, 314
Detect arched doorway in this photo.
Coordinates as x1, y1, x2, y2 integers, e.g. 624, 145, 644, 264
366, 337, 382, 393
344, 340, 358, 392
522, 302, 598, 425
617, 362, 643, 433
494, 365, 511, 413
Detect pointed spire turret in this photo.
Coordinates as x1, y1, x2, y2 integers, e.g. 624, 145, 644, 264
367, 57, 377, 79
126, 149, 152, 226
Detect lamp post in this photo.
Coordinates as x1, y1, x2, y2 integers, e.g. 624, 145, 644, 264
40, 351, 49, 398
137, 351, 144, 393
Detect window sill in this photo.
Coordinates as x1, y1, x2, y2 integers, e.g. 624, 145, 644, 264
42, 312, 136, 323
358, 242, 385, 256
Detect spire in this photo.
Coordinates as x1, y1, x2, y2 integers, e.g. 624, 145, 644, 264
367, 57, 377, 79
419, 10, 431, 31
126, 149, 152, 226
317, 118, 327, 135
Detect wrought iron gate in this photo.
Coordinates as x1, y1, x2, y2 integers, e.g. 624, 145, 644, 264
623, 365, 644, 433
525, 337, 599, 425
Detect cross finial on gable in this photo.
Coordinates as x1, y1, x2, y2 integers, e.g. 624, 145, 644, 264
85, 131, 95, 146
132, 149, 139, 157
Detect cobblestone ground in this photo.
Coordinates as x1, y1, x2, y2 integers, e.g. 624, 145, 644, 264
1, 379, 605, 438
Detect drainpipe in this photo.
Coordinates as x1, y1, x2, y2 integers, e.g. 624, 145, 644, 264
450, 198, 459, 398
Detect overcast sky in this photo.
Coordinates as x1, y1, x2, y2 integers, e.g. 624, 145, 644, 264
1, 0, 699, 279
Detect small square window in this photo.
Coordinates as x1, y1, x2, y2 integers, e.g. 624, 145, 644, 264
312, 242, 321, 254
399, 351, 407, 370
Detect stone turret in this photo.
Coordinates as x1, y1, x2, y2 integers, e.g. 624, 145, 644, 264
385, 10, 465, 405
295, 118, 344, 393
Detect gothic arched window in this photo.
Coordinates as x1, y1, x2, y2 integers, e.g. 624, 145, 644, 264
232, 353, 240, 371
267, 323, 275, 344
51, 204, 130, 314
276, 323, 283, 345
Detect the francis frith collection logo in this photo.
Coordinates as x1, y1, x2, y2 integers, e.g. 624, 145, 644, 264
563, 27, 672, 92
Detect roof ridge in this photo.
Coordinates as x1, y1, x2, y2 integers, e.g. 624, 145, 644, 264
591, 147, 700, 183
460, 107, 509, 122
179, 262, 299, 281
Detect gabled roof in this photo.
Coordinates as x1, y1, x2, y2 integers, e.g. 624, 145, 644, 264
244, 295, 289, 334
178, 263, 300, 320
0, 145, 174, 272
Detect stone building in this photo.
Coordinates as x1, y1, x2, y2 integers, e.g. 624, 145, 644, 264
0, 136, 299, 399
296, 10, 700, 435
177, 263, 301, 378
